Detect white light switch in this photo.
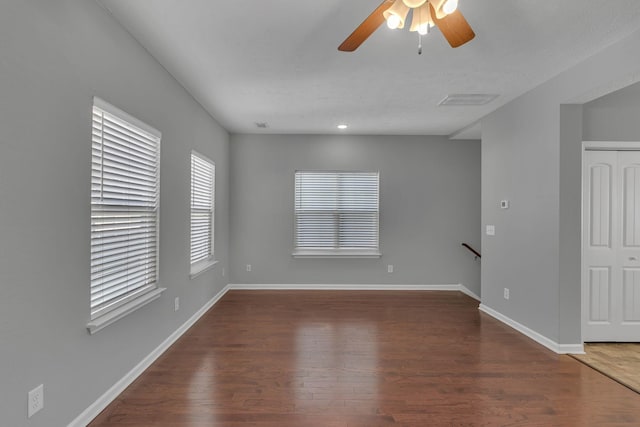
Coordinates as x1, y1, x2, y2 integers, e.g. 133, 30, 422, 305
500, 200, 509, 209
486, 225, 495, 236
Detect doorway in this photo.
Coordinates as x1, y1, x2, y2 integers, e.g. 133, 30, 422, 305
582, 144, 640, 342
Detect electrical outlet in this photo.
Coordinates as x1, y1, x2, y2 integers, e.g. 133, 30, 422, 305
246, 264, 252, 272
28, 384, 43, 418
387, 264, 394, 273
222, 267, 225, 277
174, 297, 179, 312
504, 288, 510, 300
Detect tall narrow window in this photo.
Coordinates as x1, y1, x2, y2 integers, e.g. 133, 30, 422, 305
294, 170, 380, 257
190, 151, 215, 276
89, 98, 162, 333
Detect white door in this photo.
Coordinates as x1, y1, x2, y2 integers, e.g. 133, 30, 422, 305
583, 150, 640, 341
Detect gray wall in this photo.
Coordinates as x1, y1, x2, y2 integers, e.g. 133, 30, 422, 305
481, 27, 640, 345
558, 104, 583, 344
0, 1, 229, 426
583, 81, 640, 141
229, 134, 481, 292
482, 92, 561, 338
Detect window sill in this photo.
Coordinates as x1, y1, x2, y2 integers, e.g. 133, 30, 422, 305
87, 287, 166, 335
292, 249, 382, 259
190, 259, 219, 279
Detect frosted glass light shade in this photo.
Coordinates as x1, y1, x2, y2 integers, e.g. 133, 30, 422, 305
409, 2, 434, 34
386, 15, 401, 29
442, 0, 458, 14
430, 0, 449, 19
383, 0, 410, 29
402, 0, 427, 8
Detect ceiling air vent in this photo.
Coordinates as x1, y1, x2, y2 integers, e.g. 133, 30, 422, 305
438, 94, 499, 106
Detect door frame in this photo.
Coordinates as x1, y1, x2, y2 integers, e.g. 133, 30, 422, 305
581, 140, 640, 344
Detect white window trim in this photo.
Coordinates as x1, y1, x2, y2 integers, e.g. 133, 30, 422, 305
190, 259, 219, 280
93, 97, 160, 138
88, 97, 164, 333
87, 287, 166, 334
292, 249, 381, 258
293, 170, 381, 258
189, 151, 217, 278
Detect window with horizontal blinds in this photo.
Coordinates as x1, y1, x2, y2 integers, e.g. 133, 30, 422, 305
90, 98, 161, 320
294, 171, 380, 256
190, 152, 214, 266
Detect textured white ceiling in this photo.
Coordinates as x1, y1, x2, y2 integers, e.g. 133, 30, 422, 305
98, 0, 640, 138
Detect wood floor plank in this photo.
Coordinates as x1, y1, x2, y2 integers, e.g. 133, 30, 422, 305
572, 343, 640, 394
89, 291, 640, 426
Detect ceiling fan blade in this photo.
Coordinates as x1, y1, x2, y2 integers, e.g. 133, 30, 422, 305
338, 0, 394, 52
429, 3, 475, 48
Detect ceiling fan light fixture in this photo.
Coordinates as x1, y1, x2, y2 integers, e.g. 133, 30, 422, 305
402, 0, 427, 8
337, 0, 474, 52
409, 2, 434, 35
430, 0, 453, 19
383, 0, 410, 29
442, 0, 458, 15
386, 14, 401, 29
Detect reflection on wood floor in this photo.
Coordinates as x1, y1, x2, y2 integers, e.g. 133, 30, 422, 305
90, 291, 640, 426
572, 343, 640, 394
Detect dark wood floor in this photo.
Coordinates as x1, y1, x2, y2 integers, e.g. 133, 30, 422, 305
90, 291, 640, 426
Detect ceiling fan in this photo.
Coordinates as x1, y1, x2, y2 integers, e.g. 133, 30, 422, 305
338, 0, 475, 52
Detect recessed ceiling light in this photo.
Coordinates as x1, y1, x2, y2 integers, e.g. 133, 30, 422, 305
337, 124, 348, 130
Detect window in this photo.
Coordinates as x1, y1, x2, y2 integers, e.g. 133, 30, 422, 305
88, 97, 163, 334
294, 170, 380, 257
190, 151, 216, 277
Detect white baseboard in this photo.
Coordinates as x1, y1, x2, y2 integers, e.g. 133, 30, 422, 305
557, 344, 585, 354
458, 285, 481, 301
479, 304, 584, 355
229, 283, 481, 301
68, 284, 232, 427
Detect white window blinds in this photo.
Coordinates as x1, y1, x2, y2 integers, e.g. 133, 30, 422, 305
190, 152, 215, 265
91, 98, 161, 320
294, 171, 380, 256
